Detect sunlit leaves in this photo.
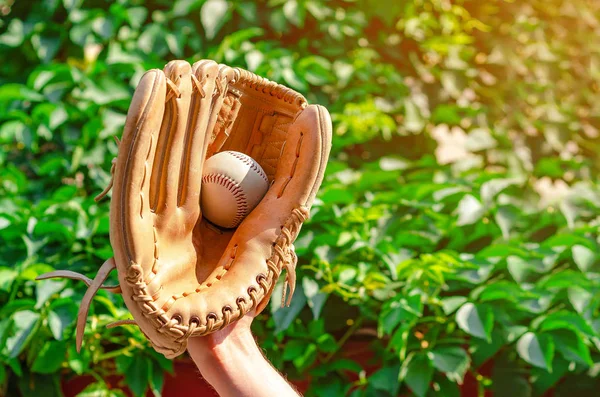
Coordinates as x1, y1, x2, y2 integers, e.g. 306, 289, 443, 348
456, 302, 493, 341
516, 332, 554, 372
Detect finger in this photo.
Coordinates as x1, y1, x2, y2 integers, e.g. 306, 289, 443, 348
177, 60, 219, 213
150, 60, 192, 215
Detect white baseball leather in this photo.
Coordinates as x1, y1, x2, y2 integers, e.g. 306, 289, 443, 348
201, 151, 269, 228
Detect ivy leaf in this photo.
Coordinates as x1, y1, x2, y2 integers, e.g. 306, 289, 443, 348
456, 303, 493, 341
429, 346, 471, 384
516, 332, 554, 372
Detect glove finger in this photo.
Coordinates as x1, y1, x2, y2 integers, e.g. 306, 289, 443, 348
113, 69, 166, 263
149, 60, 193, 216
205, 65, 238, 153
225, 104, 332, 313
176, 60, 219, 215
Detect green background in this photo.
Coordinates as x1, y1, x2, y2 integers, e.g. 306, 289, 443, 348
1, 0, 600, 396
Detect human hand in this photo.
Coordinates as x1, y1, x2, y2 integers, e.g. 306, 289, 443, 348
187, 310, 299, 397
187, 309, 256, 364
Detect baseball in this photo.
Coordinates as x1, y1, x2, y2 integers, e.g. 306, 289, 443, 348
201, 151, 269, 228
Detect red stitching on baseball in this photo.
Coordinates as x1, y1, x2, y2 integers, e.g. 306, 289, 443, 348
201, 173, 249, 228
226, 151, 269, 183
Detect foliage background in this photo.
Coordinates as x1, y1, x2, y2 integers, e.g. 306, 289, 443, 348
1, 0, 600, 396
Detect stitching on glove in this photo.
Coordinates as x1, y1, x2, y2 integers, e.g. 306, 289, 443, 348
235, 69, 307, 107
123, 207, 308, 356
201, 173, 249, 228
190, 74, 206, 98
165, 78, 181, 102
278, 132, 304, 198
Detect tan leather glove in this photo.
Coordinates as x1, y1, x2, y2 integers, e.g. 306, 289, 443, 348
38, 60, 332, 358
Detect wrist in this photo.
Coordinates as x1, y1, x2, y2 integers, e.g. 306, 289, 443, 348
187, 327, 258, 372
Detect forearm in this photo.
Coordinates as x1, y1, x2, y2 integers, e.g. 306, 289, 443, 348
188, 330, 299, 397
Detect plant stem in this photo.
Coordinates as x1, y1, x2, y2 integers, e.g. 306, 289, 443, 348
323, 317, 364, 363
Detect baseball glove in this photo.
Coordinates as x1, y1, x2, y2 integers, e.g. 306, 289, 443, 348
37, 60, 332, 358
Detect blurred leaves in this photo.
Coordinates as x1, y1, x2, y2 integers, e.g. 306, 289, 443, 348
0, 0, 599, 396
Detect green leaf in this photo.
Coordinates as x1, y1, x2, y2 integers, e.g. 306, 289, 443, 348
456, 302, 493, 341
31, 341, 66, 374
369, 365, 401, 395
68, 342, 91, 375
0, 267, 17, 292
399, 353, 434, 397
441, 296, 467, 315
0, 84, 44, 102
516, 332, 554, 371
124, 354, 150, 397
78, 382, 127, 397
507, 256, 536, 284
538, 311, 596, 337
302, 277, 328, 319
316, 334, 337, 353
35, 279, 66, 309
283, 339, 307, 360
379, 294, 422, 335
531, 357, 569, 396
31, 34, 61, 63
149, 360, 165, 397
551, 329, 593, 366
572, 245, 596, 272
5, 310, 40, 358
495, 206, 517, 240
0, 19, 24, 47
480, 178, 519, 207
293, 343, 317, 371
0, 365, 6, 386
568, 287, 592, 314
456, 194, 484, 226
271, 280, 307, 333
470, 329, 505, 367
48, 299, 77, 340
201, 0, 230, 40
429, 346, 471, 384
